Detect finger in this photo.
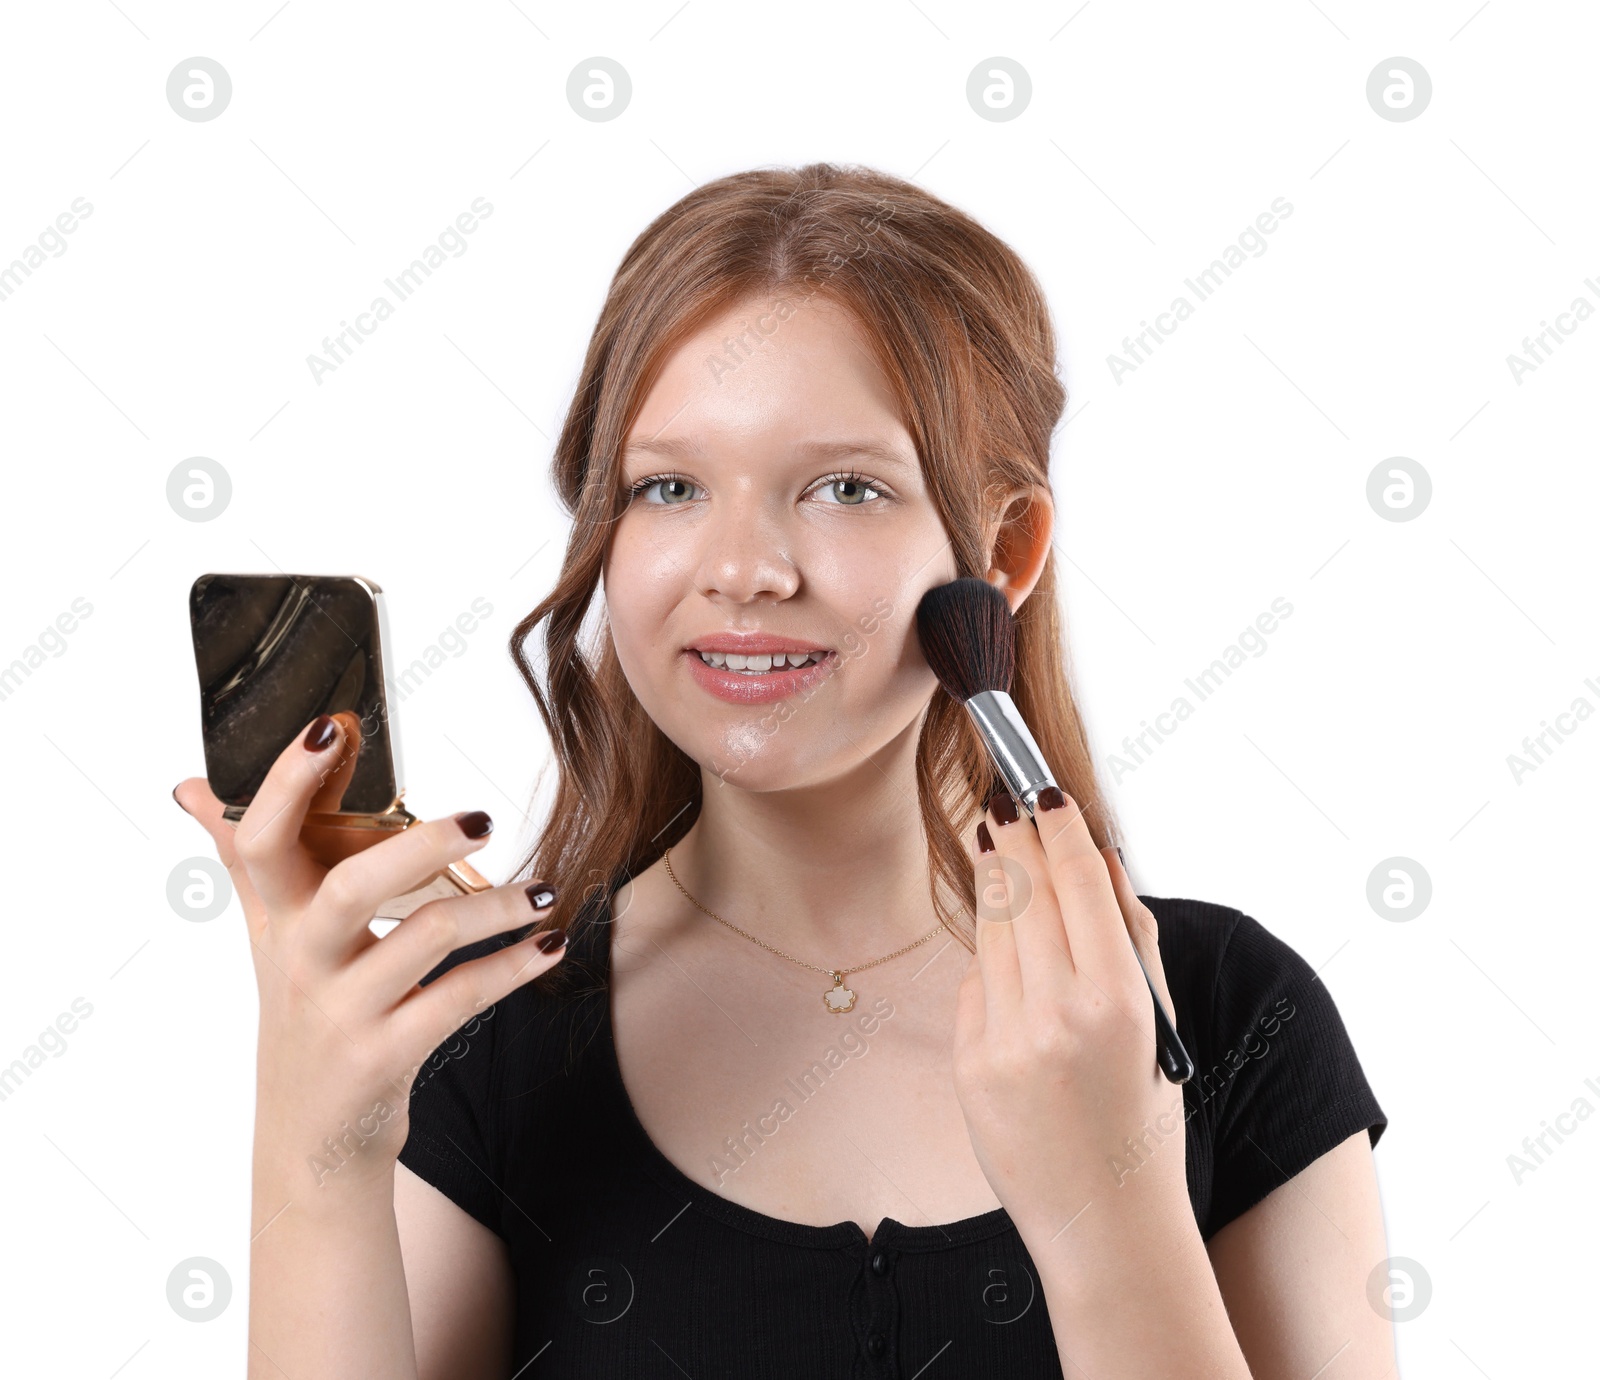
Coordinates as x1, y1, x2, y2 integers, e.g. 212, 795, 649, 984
308, 809, 498, 960
352, 877, 560, 1007
393, 918, 572, 1059
308, 710, 364, 812
971, 815, 1023, 1026
981, 789, 1076, 994
1101, 846, 1176, 1026
232, 714, 349, 912
1030, 786, 1136, 988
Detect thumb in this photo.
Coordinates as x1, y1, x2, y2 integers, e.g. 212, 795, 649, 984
173, 775, 267, 932
172, 776, 237, 863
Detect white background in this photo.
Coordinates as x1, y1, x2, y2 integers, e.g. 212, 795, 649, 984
1, 1, 1594, 1374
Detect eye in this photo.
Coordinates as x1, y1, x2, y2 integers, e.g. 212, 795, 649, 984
628, 473, 702, 505
808, 469, 887, 506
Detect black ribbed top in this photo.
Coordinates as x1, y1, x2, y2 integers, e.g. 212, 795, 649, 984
398, 877, 1386, 1378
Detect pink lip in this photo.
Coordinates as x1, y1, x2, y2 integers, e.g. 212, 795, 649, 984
682, 648, 837, 704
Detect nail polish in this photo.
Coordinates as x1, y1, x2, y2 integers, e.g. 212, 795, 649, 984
535, 927, 568, 953
525, 882, 557, 911
987, 790, 1019, 827
976, 821, 995, 855
1116, 846, 1127, 868
1035, 785, 1066, 812
172, 785, 190, 816
455, 811, 493, 839
303, 715, 337, 752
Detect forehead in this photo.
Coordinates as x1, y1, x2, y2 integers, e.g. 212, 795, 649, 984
624, 295, 911, 460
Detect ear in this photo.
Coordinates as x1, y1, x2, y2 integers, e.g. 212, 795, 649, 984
983, 482, 1055, 614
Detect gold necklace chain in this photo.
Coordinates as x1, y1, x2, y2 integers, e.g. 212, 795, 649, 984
660, 845, 946, 1015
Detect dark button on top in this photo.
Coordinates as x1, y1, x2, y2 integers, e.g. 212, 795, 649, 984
866, 1333, 886, 1358
870, 1251, 889, 1276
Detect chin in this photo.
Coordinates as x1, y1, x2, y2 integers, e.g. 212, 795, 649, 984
649, 716, 830, 793
696, 736, 820, 793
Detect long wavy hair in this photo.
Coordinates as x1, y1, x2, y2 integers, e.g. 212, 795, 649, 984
508, 162, 1121, 998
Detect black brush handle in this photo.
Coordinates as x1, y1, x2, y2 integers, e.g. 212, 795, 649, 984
1130, 945, 1194, 1084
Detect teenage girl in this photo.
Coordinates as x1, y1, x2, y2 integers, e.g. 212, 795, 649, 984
176, 162, 1391, 1379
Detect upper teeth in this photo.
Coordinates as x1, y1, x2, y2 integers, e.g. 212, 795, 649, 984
696, 650, 824, 671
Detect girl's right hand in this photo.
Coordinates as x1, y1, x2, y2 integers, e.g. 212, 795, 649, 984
172, 711, 567, 1192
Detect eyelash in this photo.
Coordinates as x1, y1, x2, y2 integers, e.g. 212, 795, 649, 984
625, 468, 890, 507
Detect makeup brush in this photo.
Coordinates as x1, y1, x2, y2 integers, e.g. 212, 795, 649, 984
916, 577, 1194, 1085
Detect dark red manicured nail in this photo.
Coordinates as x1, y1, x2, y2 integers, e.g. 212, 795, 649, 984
303, 715, 337, 752
987, 790, 1019, 827
1035, 786, 1066, 812
456, 811, 493, 839
977, 821, 995, 855
535, 927, 567, 953
525, 882, 557, 910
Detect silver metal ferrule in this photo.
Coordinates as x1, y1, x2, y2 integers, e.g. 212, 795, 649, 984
963, 689, 1059, 816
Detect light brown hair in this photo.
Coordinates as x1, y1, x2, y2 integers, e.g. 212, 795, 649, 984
508, 161, 1121, 997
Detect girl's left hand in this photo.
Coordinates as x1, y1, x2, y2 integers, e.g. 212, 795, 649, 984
952, 786, 1189, 1245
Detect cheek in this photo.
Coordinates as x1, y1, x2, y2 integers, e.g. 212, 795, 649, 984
605, 523, 685, 630
602, 540, 666, 689
830, 609, 927, 713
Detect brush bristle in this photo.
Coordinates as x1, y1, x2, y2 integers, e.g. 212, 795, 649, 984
915, 578, 1016, 702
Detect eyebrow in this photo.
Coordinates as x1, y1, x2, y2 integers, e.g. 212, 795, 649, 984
620, 436, 917, 472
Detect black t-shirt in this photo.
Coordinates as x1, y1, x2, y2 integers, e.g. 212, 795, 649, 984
398, 875, 1387, 1378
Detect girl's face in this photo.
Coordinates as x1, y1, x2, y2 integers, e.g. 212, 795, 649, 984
602, 294, 960, 794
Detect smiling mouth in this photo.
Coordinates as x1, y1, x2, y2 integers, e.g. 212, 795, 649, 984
693, 649, 829, 673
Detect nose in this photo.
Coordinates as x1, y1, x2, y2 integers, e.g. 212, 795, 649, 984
692, 491, 800, 604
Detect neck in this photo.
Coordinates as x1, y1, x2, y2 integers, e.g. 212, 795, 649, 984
665, 719, 944, 961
